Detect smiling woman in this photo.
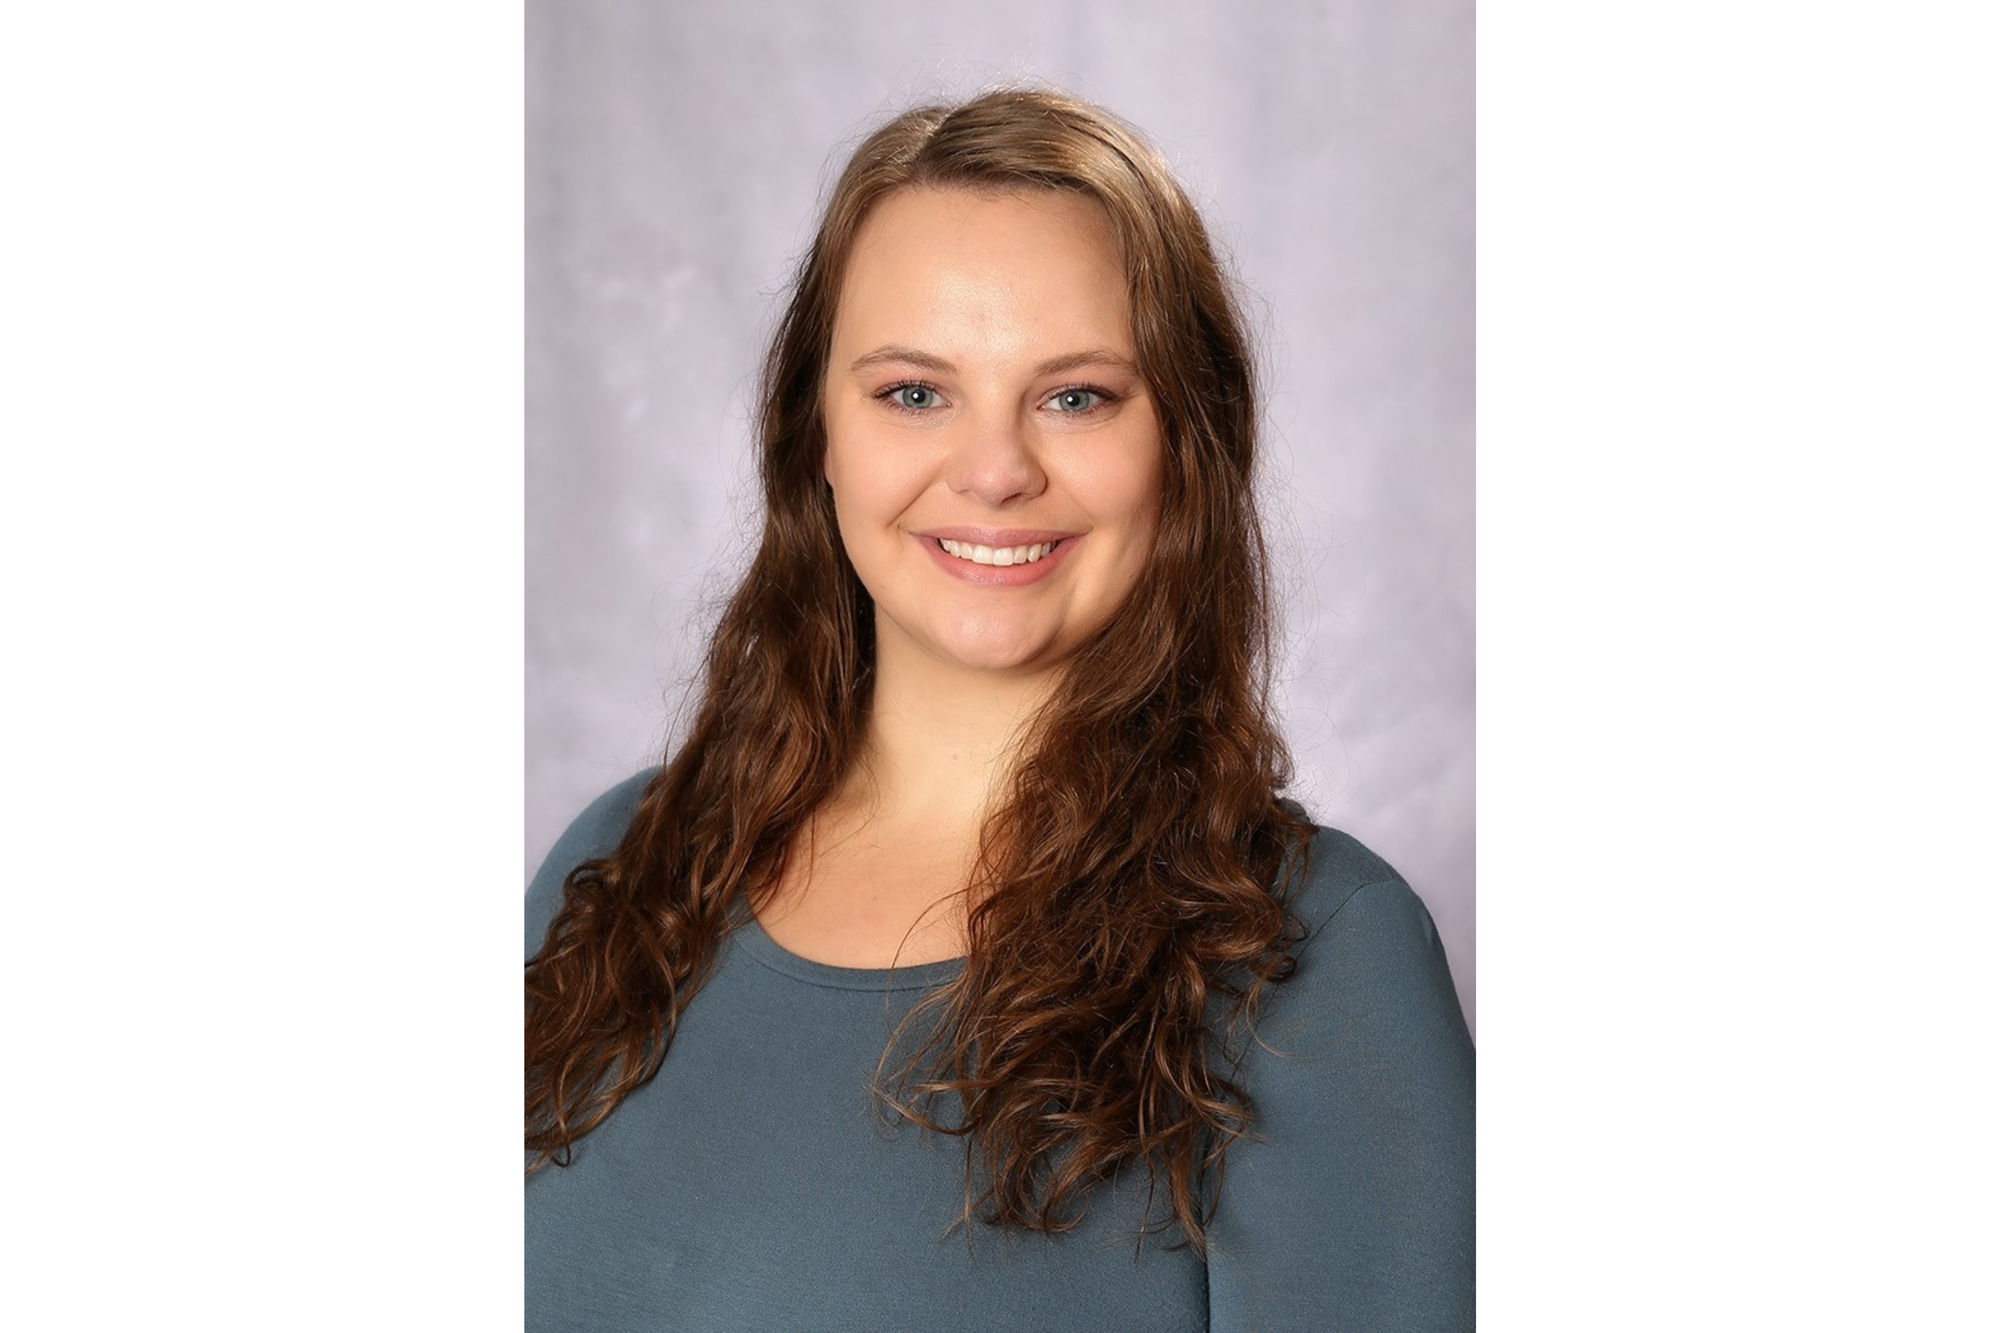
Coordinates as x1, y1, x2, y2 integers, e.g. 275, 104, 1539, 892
525, 88, 1473, 1332
826, 188, 1164, 677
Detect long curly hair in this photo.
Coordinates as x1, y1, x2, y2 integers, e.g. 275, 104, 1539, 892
526, 87, 1314, 1251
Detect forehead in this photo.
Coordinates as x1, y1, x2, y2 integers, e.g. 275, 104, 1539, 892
831, 188, 1134, 360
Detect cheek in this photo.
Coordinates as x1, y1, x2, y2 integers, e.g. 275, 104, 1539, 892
823, 420, 933, 537
1100, 439, 1166, 587
1071, 434, 1165, 537
829, 450, 913, 514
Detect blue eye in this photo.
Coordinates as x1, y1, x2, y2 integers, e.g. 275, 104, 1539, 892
885, 384, 941, 411
1047, 387, 1105, 413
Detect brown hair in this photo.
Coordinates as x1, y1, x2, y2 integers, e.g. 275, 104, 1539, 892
526, 87, 1312, 1250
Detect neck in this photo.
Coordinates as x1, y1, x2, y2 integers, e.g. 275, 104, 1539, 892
837, 634, 1056, 832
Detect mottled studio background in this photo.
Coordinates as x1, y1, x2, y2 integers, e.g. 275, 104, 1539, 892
527, 0, 1475, 1033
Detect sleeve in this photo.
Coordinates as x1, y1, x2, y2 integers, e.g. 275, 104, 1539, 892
525, 769, 658, 963
1204, 862, 1475, 1332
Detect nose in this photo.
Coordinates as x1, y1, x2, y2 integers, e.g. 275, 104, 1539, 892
941, 411, 1047, 507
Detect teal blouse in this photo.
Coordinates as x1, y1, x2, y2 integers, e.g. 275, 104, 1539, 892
526, 770, 1474, 1330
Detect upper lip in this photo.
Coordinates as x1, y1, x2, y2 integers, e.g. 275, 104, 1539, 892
912, 526, 1079, 545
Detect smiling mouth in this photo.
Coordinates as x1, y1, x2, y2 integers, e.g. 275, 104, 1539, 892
935, 537, 1063, 567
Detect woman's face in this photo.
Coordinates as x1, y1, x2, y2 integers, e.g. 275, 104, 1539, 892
822, 187, 1164, 680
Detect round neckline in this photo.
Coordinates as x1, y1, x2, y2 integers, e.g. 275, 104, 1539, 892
733, 913, 967, 992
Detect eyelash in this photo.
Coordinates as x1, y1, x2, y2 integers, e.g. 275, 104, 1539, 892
874, 380, 1121, 417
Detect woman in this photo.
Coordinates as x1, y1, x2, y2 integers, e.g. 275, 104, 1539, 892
526, 88, 1473, 1331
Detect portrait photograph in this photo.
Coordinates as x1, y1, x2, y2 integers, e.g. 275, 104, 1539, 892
526, 2, 1473, 1328
10, 2, 1994, 1329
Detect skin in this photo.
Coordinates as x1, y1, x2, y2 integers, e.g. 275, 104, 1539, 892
756, 187, 1165, 967
823, 186, 1164, 682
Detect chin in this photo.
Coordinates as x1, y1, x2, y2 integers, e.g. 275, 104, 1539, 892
924, 620, 1064, 675
935, 640, 1051, 674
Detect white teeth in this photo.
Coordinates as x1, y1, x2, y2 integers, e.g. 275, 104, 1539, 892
937, 539, 1057, 566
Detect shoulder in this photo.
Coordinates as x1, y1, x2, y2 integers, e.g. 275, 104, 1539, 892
524, 767, 661, 960
1207, 823, 1475, 1327
1283, 822, 1443, 959
1286, 822, 1408, 924
1255, 820, 1469, 1049
540, 768, 660, 872
1272, 798, 1418, 930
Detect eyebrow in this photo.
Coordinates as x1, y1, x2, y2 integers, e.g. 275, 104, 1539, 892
846, 345, 1140, 378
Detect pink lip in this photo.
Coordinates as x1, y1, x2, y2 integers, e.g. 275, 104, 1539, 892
909, 528, 1083, 586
